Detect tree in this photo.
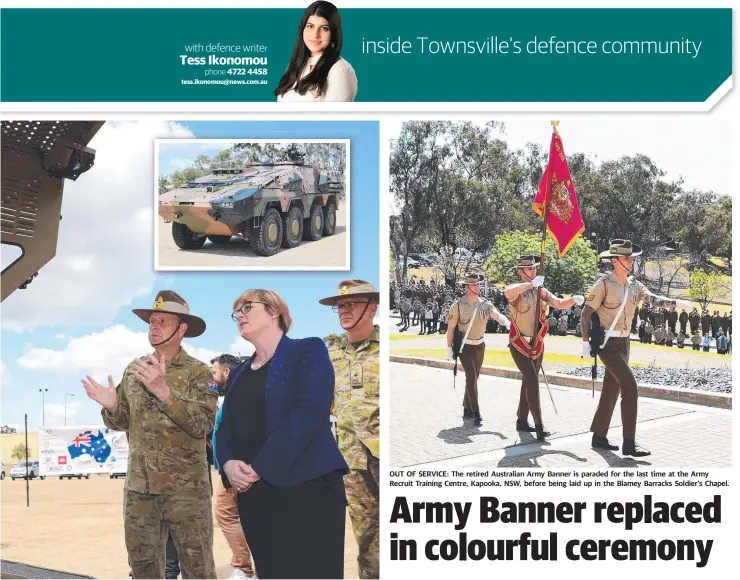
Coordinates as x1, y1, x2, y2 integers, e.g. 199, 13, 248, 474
11, 442, 29, 461
688, 269, 728, 310
285, 143, 306, 164
483, 230, 598, 295
192, 154, 211, 171
648, 250, 689, 296
169, 168, 204, 188
158, 176, 169, 194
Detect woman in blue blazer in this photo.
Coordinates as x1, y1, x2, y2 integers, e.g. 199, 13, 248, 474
216, 289, 349, 579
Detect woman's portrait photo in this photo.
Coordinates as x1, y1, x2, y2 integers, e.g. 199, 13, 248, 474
275, 1, 358, 102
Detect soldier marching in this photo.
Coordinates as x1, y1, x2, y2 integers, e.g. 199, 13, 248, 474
446, 273, 511, 426
580, 239, 693, 457
504, 255, 584, 440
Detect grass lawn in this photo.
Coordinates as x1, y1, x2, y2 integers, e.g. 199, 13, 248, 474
390, 333, 444, 341
393, 348, 649, 368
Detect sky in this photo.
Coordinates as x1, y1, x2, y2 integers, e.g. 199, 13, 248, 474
387, 118, 732, 194
1, 120, 379, 430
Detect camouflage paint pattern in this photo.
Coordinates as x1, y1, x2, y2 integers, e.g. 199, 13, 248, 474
158, 163, 344, 236
124, 488, 216, 579
101, 347, 218, 496
325, 325, 379, 579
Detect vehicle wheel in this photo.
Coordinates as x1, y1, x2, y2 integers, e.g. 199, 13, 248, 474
249, 208, 283, 257
207, 235, 232, 244
1, 472, 4, 480
12, 477, 15, 481
85, 475, 90, 479
40, 476, 45, 480
77, 475, 82, 480
323, 203, 337, 236
172, 222, 206, 250
281, 206, 304, 249
302, 205, 324, 242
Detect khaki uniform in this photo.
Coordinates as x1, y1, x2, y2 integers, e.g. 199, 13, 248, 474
585, 272, 650, 439
326, 326, 379, 580
506, 287, 557, 425
102, 348, 218, 579
448, 296, 500, 413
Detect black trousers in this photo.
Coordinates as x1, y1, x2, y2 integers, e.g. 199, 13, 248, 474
238, 471, 347, 579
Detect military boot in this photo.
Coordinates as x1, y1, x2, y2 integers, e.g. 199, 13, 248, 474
591, 434, 619, 451
622, 439, 651, 457
535, 424, 551, 441
516, 419, 536, 432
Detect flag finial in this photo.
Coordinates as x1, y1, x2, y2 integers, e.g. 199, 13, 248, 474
551, 120, 560, 132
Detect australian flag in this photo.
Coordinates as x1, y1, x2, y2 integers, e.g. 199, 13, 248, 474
68, 430, 111, 464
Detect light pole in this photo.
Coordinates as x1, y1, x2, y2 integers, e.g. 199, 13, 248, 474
591, 232, 599, 255
38, 388, 48, 426
64, 393, 75, 426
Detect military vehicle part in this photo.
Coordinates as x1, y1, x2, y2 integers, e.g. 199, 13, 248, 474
159, 162, 344, 257
250, 208, 283, 256
303, 203, 325, 242
172, 222, 206, 250
207, 235, 232, 244
323, 202, 337, 236
281, 206, 304, 249
1, 121, 104, 302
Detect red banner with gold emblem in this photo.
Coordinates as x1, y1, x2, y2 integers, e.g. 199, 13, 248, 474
532, 129, 585, 257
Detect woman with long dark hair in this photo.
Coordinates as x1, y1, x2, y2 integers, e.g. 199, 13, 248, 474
275, 1, 357, 102
216, 289, 349, 578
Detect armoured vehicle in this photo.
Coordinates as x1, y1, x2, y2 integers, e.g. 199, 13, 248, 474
1, 121, 103, 302
159, 162, 344, 257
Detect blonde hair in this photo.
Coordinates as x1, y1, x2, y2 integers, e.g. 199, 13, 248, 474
233, 289, 292, 333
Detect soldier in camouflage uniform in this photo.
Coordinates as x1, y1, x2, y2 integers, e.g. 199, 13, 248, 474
321, 280, 379, 580
82, 290, 218, 579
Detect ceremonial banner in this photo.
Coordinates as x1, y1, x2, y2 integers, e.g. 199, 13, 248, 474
532, 129, 585, 256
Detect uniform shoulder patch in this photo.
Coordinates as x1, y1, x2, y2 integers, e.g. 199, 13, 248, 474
447, 314, 454, 321
323, 333, 341, 348
586, 294, 596, 301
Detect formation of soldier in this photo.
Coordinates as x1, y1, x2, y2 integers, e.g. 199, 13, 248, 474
392, 278, 510, 335
636, 304, 731, 351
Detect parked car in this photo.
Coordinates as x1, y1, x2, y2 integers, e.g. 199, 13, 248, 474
1, 460, 5, 480
408, 253, 435, 267
406, 257, 421, 269
418, 253, 438, 266
10, 460, 44, 480
60, 473, 91, 480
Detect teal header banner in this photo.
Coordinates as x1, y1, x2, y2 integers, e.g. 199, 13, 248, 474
0, 8, 731, 102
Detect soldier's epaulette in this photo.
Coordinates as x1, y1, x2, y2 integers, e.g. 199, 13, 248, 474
323, 333, 342, 348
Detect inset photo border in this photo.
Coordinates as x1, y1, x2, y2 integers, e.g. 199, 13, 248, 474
155, 138, 350, 271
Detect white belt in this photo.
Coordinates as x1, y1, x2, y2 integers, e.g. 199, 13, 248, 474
605, 329, 630, 338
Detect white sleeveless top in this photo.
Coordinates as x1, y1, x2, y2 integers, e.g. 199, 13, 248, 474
277, 55, 358, 102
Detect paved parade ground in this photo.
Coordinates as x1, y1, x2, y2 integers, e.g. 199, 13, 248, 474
157, 205, 347, 269
390, 363, 731, 470
1, 475, 359, 579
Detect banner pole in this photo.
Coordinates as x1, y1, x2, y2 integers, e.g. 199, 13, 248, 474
531, 121, 559, 412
